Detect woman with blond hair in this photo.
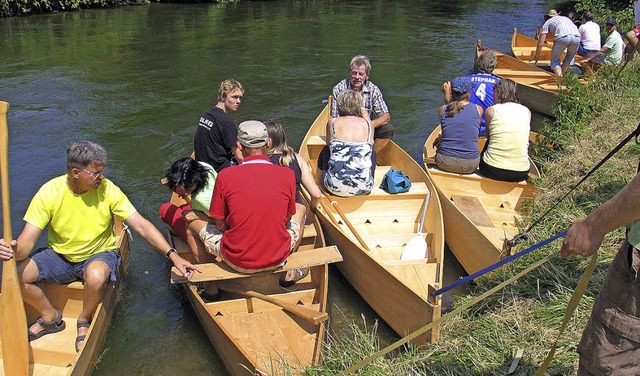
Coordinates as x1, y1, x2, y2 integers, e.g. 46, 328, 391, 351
320, 90, 375, 196
266, 121, 322, 208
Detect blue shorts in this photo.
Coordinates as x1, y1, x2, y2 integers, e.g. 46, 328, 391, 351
31, 247, 121, 284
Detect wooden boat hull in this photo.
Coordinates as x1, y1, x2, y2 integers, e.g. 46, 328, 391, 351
299, 100, 445, 346
478, 40, 563, 117
423, 125, 538, 274
0, 219, 131, 376
167, 192, 328, 375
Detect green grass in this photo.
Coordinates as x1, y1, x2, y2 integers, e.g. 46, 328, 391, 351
306, 60, 640, 375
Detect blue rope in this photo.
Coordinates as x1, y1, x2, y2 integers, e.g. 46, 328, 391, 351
432, 230, 568, 298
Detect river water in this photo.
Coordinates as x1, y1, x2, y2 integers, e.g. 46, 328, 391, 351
0, 0, 554, 374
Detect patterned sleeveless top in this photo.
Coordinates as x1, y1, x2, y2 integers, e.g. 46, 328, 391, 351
323, 118, 374, 197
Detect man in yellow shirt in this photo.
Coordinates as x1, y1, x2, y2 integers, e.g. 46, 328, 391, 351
0, 141, 199, 352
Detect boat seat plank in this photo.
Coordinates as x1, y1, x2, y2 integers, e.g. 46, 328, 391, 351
493, 69, 554, 77
451, 195, 494, 228
171, 245, 342, 283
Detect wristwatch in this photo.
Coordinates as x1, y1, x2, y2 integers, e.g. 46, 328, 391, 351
165, 248, 177, 259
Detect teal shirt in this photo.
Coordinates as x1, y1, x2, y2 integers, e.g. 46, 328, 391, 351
190, 162, 217, 212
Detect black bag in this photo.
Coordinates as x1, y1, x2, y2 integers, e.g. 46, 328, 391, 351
379, 167, 412, 194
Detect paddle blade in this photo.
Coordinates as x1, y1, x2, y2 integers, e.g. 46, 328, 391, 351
0, 100, 30, 375
401, 235, 428, 261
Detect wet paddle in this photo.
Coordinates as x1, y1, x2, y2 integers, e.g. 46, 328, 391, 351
0, 101, 30, 375
219, 284, 328, 325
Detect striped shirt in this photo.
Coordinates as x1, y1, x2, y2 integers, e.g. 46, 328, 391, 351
331, 79, 389, 119
541, 15, 579, 38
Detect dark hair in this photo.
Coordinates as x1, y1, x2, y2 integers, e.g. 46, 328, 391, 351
582, 10, 593, 22
165, 157, 209, 195
494, 79, 519, 104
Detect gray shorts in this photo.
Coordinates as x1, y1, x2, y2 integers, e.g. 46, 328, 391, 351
198, 220, 301, 274
30, 247, 121, 284
435, 152, 480, 174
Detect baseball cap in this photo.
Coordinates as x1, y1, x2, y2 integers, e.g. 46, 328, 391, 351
237, 120, 268, 148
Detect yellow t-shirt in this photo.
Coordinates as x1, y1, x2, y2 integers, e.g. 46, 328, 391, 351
23, 175, 137, 262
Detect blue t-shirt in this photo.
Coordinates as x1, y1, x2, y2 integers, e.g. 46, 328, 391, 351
468, 73, 499, 134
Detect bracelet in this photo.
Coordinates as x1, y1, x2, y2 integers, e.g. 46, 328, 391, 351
165, 248, 177, 259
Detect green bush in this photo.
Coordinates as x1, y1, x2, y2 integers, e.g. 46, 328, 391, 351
0, 0, 132, 17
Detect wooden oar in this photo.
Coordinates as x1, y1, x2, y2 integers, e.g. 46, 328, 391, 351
0, 101, 30, 375
322, 194, 371, 252
219, 284, 328, 325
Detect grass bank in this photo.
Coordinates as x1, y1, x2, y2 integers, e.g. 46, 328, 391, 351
309, 61, 640, 375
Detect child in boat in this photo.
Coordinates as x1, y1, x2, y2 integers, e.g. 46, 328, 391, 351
159, 157, 217, 263
479, 79, 531, 182
435, 76, 482, 174
319, 90, 376, 196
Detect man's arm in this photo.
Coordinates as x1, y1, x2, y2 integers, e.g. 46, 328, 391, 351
531, 33, 548, 63
561, 173, 640, 258
585, 46, 609, 63
370, 112, 390, 129
124, 212, 200, 279
0, 223, 42, 261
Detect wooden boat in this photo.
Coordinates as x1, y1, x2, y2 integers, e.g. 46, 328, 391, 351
511, 27, 584, 68
422, 125, 539, 275
0, 219, 131, 375
166, 189, 340, 375
298, 99, 445, 346
478, 39, 569, 117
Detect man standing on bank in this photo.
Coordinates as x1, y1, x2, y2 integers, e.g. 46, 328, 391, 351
0, 141, 199, 352
331, 55, 393, 153
532, 9, 581, 76
194, 78, 245, 172
561, 173, 640, 375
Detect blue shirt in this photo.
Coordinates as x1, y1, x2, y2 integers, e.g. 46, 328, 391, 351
468, 73, 499, 131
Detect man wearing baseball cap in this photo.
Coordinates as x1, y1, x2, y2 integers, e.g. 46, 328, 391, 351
584, 18, 624, 67
186, 120, 305, 298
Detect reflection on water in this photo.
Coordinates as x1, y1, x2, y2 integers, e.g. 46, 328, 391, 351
0, 0, 551, 373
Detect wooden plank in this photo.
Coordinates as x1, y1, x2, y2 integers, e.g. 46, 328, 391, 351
493, 69, 552, 77
451, 195, 494, 228
171, 246, 342, 283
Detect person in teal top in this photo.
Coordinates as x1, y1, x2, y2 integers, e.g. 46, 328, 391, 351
160, 157, 217, 261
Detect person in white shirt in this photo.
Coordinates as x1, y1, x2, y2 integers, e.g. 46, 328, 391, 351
577, 11, 601, 57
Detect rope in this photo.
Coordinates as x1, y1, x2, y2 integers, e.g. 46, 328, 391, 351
507, 123, 640, 248
338, 253, 555, 375
534, 253, 597, 375
432, 231, 567, 298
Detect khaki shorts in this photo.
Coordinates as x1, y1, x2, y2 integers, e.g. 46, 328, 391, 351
577, 241, 640, 375
198, 219, 301, 274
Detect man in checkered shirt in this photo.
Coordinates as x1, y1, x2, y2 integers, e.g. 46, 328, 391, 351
331, 55, 393, 152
